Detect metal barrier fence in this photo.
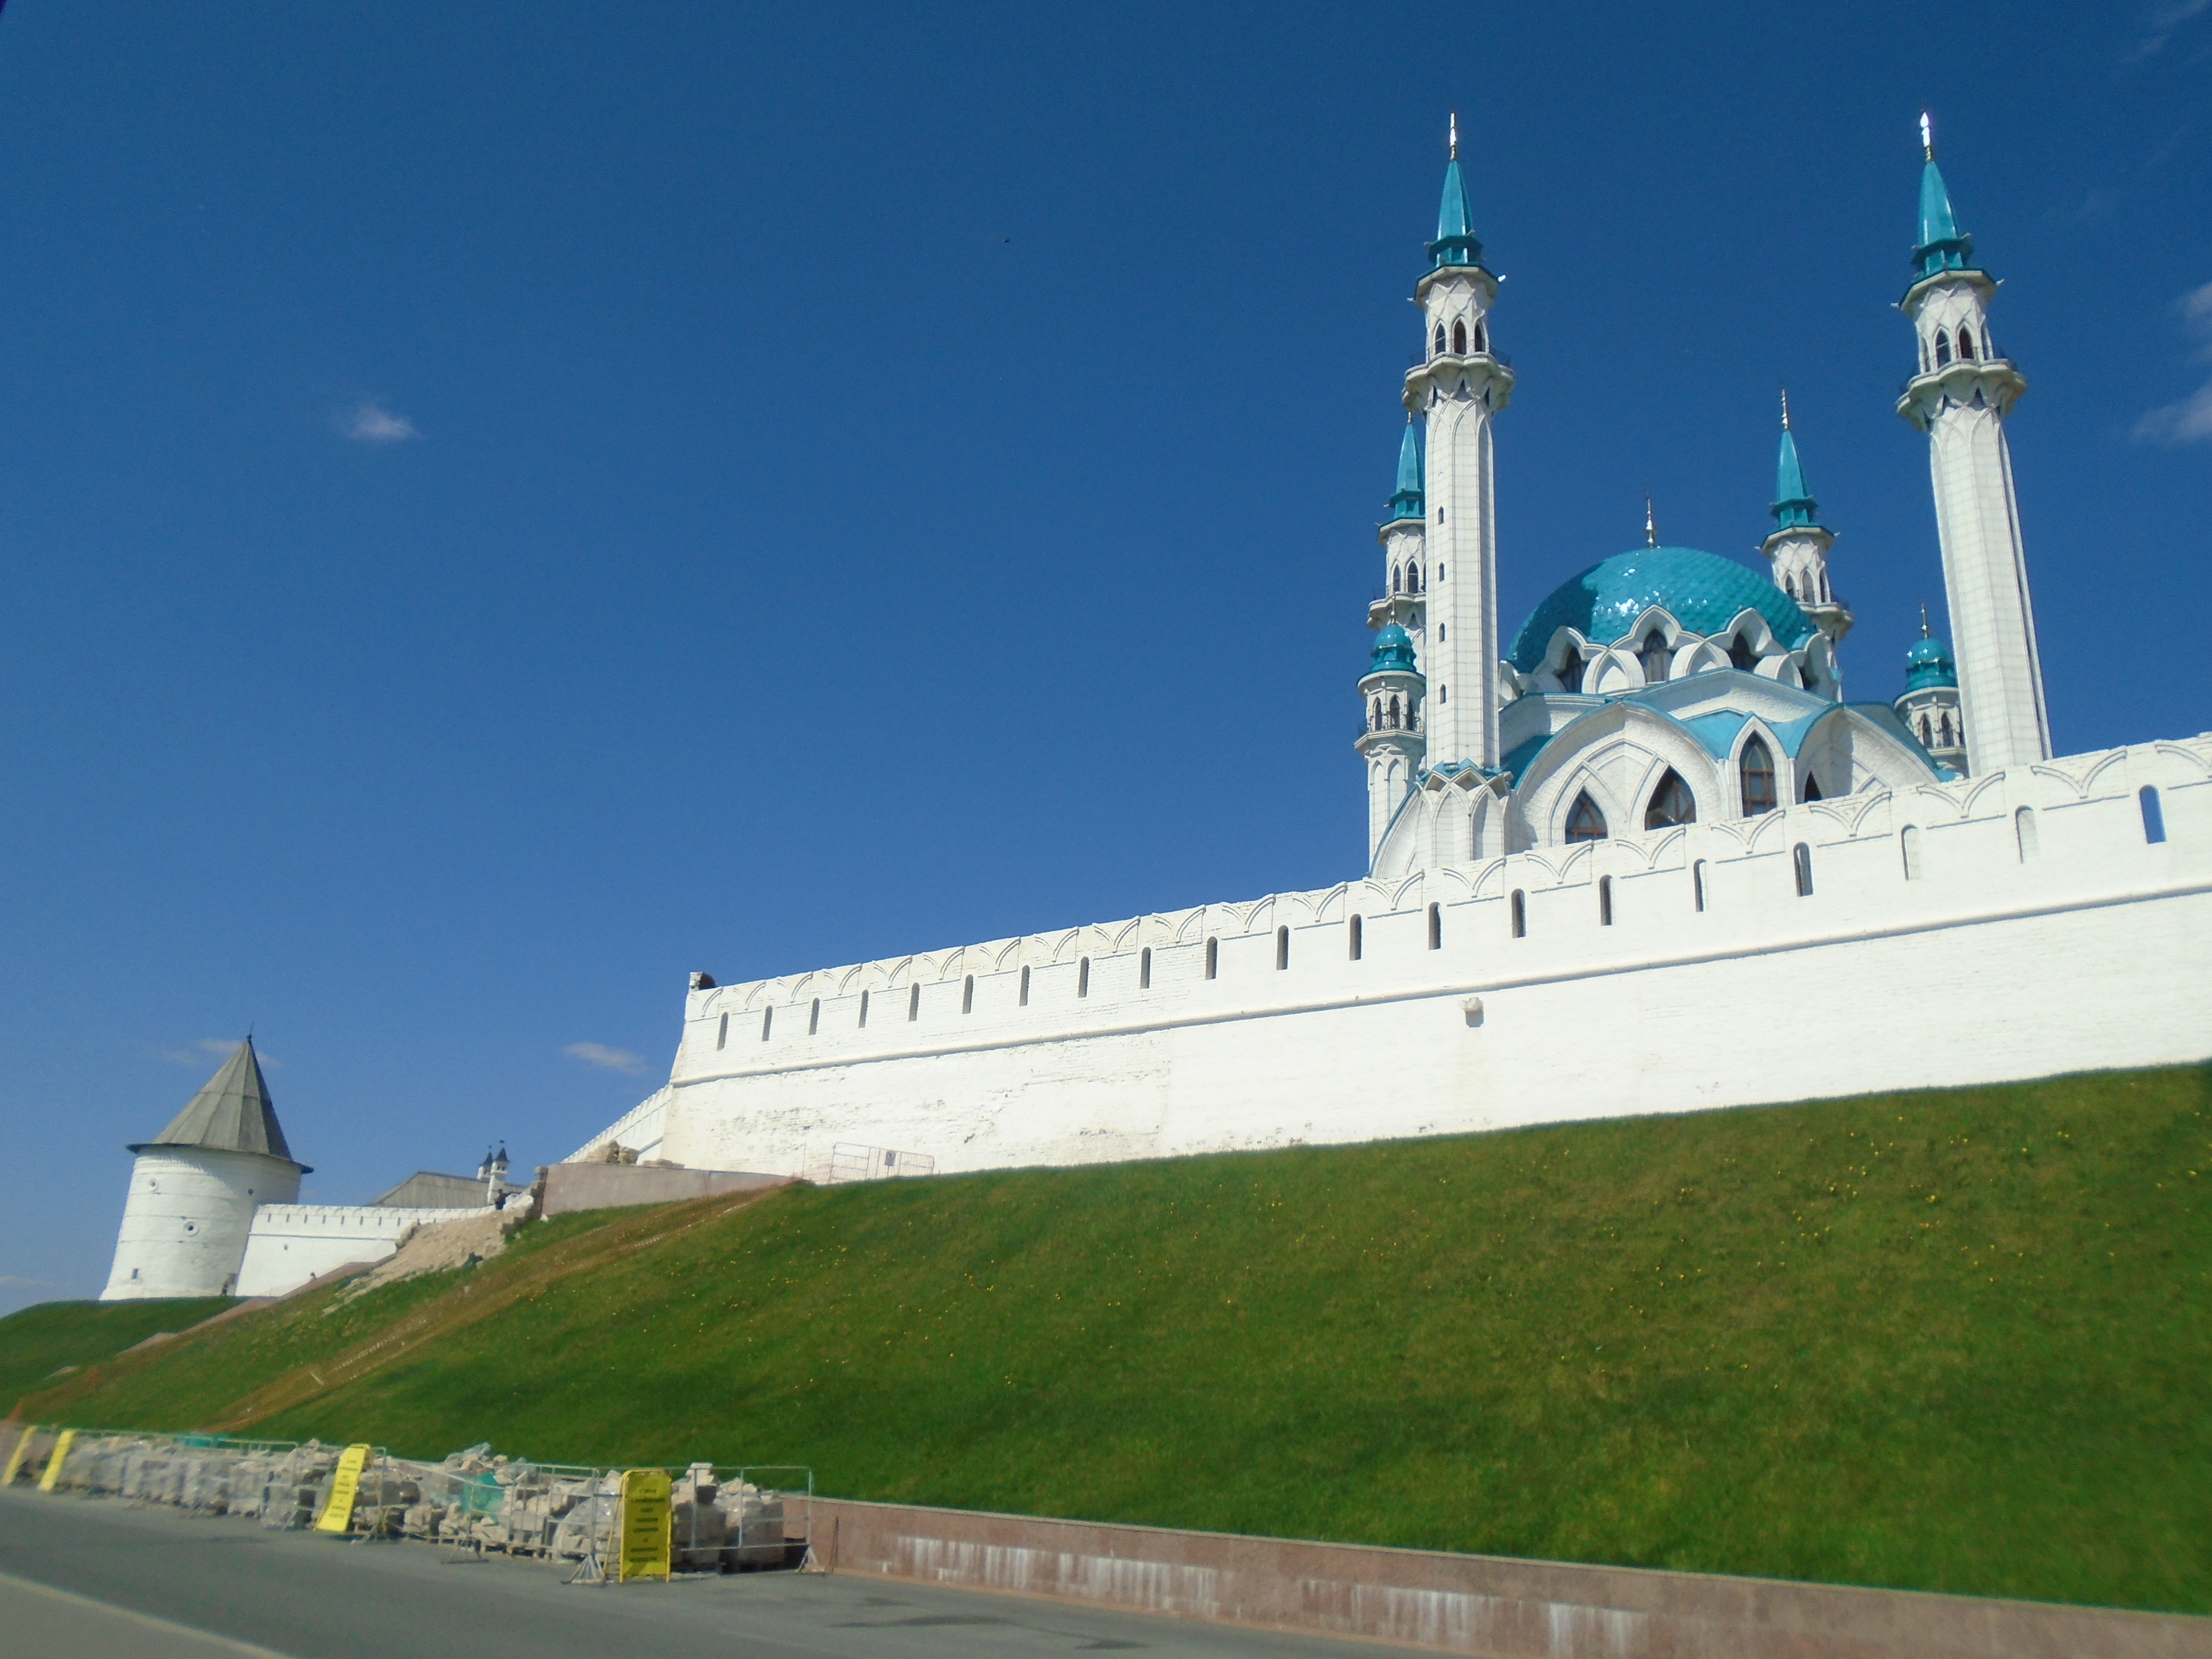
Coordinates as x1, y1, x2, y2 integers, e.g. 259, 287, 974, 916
1, 1424, 812, 1580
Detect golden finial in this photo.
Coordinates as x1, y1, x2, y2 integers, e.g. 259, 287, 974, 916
1920, 110, 1935, 161
1449, 112, 1458, 161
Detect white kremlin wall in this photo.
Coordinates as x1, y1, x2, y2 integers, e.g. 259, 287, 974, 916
234, 1203, 495, 1299
574, 738, 2210, 1178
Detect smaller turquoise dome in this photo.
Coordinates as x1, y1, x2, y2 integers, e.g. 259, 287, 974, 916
1367, 623, 1419, 675
1904, 634, 1957, 692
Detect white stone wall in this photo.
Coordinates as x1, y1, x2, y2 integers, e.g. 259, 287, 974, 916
100, 1147, 299, 1301
575, 738, 2211, 1182
234, 1203, 494, 1298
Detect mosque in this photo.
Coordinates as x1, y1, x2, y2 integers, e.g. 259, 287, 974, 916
103, 121, 2212, 1295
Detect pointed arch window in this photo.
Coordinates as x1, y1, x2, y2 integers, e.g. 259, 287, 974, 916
1939, 712, 1955, 747
2014, 806, 2038, 862
1740, 737, 1777, 817
1729, 635, 1758, 673
1452, 319, 1467, 353
1386, 695, 1402, 730
1566, 791, 1608, 842
1934, 330, 1952, 367
1692, 860, 1708, 912
1204, 936, 1218, 980
1918, 714, 1932, 744
1900, 825, 1924, 881
1472, 317, 1487, 352
1369, 698, 1381, 731
1391, 564, 1402, 594
1433, 323, 1446, 358
1803, 774, 1823, 803
1640, 630, 1670, 684
1644, 769, 1695, 829
1556, 648, 1583, 693
1955, 326, 1975, 361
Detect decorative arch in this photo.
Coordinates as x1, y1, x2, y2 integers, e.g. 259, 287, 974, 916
1565, 792, 1608, 842
1643, 768, 1696, 829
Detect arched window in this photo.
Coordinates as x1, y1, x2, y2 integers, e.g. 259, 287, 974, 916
907, 983, 921, 1021
1452, 319, 1467, 353
1437, 562, 1445, 578
1139, 947, 1152, 990
1391, 564, 1402, 594
1940, 712, 1955, 747
1557, 648, 1583, 692
2014, 806, 2038, 862
1597, 875, 1613, 927
1410, 564, 1422, 593
1437, 624, 1445, 641
1920, 338, 1930, 374
1510, 890, 1527, 937
1433, 323, 1446, 357
1804, 774, 1823, 803
1640, 630, 1670, 684
1934, 330, 1952, 367
1792, 842, 1814, 896
1204, 936, 1218, 980
810, 997, 822, 1034
1019, 965, 1031, 1006
1955, 326, 1975, 361
1473, 318, 1488, 352
1426, 902, 1442, 949
1566, 791, 1608, 842
960, 977, 974, 1014
761, 1006, 774, 1040
1438, 684, 1446, 703
1740, 737, 1778, 816
1692, 860, 1708, 912
1644, 769, 1695, 829
1729, 635, 1758, 673
1275, 925, 1290, 970
716, 1011, 729, 1051
2141, 785, 2167, 844
859, 990, 870, 1027
1077, 957, 1091, 997
1918, 714, 1932, 744
1386, 695, 1401, 730
1369, 698, 1380, 731
1900, 825, 1924, 881
1348, 915, 1363, 960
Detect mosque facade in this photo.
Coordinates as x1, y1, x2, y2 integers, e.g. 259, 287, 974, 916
567, 122, 2208, 1182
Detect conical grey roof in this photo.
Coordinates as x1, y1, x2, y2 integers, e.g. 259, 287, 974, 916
131, 1038, 307, 1168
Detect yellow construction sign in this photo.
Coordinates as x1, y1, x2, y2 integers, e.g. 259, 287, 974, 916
616, 1468, 672, 1582
36, 1428, 76, 1493
315, 1443, 375, 1535
2, 1426, 40, 1488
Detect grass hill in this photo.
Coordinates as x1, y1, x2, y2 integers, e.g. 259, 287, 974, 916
0, 1296, 233, 1412
9, 1065, 2209, 1614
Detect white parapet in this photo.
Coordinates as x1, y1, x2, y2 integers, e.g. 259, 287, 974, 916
234, 1203, 496, 1299
580, 738, 2211, 1182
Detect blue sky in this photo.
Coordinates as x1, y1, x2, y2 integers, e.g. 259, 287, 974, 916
2, 1, 2206, 1312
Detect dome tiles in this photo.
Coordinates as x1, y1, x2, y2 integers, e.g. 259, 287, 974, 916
1506, 545, 1814, 673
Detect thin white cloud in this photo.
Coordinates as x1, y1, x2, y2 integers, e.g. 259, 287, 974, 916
339, 398, 420, 445
564, 1042, 645, 1075
2134, 281, 2212, 445
159, 1037, 279, 1069
0, 1275, 49, 1288
2124, 0, 2211, 61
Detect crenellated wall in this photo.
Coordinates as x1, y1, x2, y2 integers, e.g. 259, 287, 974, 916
571, 738, 2212, 1181
234, 1203, 495, 1298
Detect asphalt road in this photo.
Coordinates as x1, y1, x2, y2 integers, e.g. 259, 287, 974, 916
0, 1487, 1388, 1659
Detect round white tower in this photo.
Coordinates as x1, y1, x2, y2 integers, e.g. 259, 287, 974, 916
1895, 114, 2050, 776
1355, 623, 1425, 861
1401, 116, 1512, 775
101, 1038, 307, 1300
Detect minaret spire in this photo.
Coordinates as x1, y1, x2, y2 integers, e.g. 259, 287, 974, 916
1449, 112, 1458, 161
1896, 116, 2048, 774
1762, 396, 1850, 664
1644, 493, 1657, 548
1920, 109, 1935, 161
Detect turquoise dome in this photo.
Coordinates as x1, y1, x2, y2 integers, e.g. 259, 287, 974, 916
1367, 623, 1419, 675
1903, 634, 1957, 692
1507, 546, 1813, 673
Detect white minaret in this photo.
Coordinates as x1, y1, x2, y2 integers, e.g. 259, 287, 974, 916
1761, 391, 1852, 651
1355, 623, 1425, 860
1895, 114, 2050, 775
1401, 115, 1512, 773
102, 1038, 306, 1300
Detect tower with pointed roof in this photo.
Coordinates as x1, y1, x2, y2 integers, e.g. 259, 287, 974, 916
101, 1038, 307, 1300
1895, 607, 1967, 774
1401, 115, 1512, 777
1762, 393, 1852, 656
1896, 115, 2049, 776
1355, 621, 1425, 858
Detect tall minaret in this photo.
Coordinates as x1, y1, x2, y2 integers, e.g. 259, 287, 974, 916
1402, 115, 1512, 773
1762, 391, 1852, 650
1367, 418, 1429, 668
1895, 114, 2050, 775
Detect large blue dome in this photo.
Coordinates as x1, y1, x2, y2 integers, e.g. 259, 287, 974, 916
1507, 545, 1814, 672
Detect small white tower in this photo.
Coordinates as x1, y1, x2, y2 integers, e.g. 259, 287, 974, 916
101, 1039, 306, 1300
1895, 607, 1968, 775
1896, 114, 2051, 775
1762, 392, 1852, 651
1401, 115, 1512, 774
1355, 623, 1425, 860
1367, 417, 1428, 669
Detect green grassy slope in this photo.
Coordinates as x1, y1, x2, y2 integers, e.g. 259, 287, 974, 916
16, 1066, 2211, 1612
0, 1297, 233, 1414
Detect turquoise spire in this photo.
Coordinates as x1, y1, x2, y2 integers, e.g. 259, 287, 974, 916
1426, 113, 1484, 271
1911, 112, 1975, 281
1386, 418, 1424, 522
1770, 390, 1821, 529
